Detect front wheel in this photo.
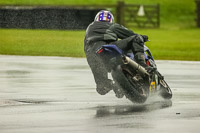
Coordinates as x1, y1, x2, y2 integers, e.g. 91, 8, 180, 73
159, 79, 172, 99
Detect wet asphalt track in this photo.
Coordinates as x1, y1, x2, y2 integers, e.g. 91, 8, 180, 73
0, 55, 200, 133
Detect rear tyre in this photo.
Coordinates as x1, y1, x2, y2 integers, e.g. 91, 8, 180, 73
111, 65, 149, 103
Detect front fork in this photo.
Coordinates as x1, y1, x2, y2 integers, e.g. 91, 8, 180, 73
149, 71, 165, 93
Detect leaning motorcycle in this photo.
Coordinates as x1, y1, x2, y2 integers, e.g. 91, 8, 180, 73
96, 44, 172, 103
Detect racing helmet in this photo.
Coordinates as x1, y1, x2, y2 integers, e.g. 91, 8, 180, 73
94, 10, 114, 23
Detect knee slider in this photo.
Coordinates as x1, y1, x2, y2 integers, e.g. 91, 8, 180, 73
96, 87, 111, 95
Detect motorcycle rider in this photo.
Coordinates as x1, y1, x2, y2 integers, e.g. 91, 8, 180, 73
84, 10, 154, 97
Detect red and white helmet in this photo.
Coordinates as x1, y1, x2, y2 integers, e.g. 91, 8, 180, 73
94, 10, 114, 23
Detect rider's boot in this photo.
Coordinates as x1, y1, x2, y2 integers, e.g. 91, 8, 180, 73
135, 52, 155, 73
96, 79, 113, 95
96, 79, 124, 98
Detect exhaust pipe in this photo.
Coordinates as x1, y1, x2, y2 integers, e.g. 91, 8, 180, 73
122, 56, 149, 77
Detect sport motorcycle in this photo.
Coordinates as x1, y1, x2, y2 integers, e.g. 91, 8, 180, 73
96, 44, 172, 103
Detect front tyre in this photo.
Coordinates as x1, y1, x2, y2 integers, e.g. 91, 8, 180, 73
159, 79, 172, 99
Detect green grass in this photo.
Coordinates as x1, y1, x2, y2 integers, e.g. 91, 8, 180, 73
0, 29, 85, 57
137, 29, 200, 61
0, 28, 200, 61
0, 0, 198, 60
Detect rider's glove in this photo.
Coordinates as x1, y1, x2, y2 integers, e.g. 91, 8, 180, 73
135, 35, 144, 43
141, 35, 149, 42
145, 66, 157, 74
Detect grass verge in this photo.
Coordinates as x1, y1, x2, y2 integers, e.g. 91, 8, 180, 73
0, 29, 85, 57
0, 28, 200, 61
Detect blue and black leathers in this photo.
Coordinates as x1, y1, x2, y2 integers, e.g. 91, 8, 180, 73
84, 21, 147, 95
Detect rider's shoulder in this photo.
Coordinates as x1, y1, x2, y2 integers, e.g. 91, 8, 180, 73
111, 23, 129, 30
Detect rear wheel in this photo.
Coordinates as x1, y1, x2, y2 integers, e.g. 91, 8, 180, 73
123, 69, 149, 97
111, 65, 149, 103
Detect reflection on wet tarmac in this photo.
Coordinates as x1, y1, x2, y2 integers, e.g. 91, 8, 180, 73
95, 100, 172, 117
0, 56, 200, 133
